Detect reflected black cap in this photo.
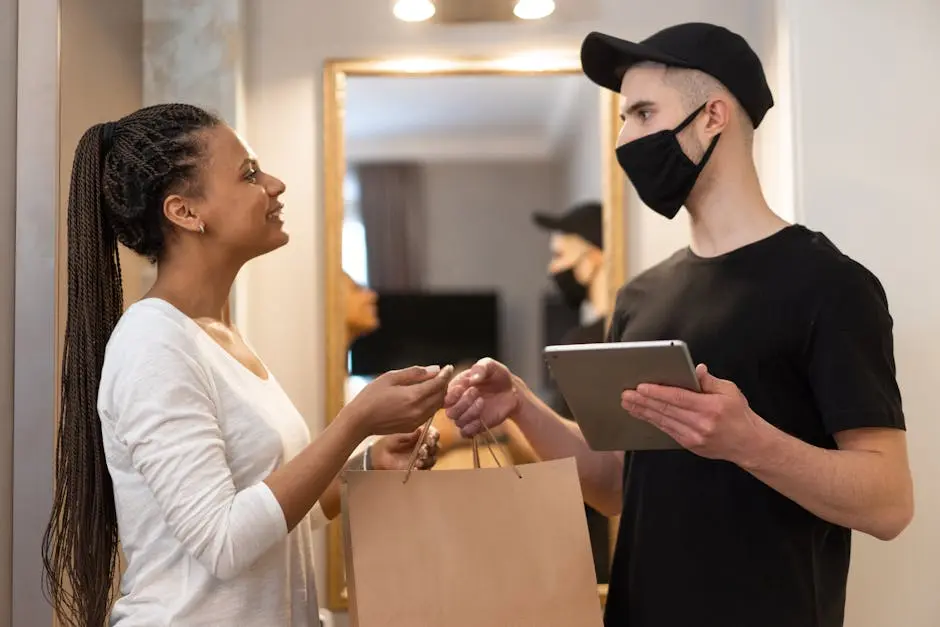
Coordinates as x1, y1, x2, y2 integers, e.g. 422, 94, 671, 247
581, 22, 774, 128
532, 201, 603, 250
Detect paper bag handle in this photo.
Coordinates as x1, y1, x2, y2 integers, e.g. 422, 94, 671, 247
403, 418, 522, 483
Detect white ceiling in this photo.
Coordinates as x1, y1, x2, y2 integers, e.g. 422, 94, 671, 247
344, 74, 595, 162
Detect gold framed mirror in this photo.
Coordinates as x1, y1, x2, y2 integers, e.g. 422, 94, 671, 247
322, 53, 626, 612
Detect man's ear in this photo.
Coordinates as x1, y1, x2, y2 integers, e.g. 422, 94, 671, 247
163, 194, 202, 233
703, 96, 732, 139
587, 246, 605, 269
577, 245, 605, 283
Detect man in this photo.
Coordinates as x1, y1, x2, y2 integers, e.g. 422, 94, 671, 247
445, 22, 913, 627
534, 200, 611, 582
534, 201, 608, 350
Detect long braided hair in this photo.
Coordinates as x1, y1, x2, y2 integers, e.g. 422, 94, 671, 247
42, 103, 221, 627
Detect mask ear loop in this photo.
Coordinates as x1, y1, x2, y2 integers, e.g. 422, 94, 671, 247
695, 133, 721, 170
674, 102, 722, 170
672, 102, 709, 134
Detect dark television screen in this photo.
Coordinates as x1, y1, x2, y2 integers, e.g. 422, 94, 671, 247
349, 291, 501, 376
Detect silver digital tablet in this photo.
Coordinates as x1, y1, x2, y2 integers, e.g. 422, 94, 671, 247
543, 340, 700, 452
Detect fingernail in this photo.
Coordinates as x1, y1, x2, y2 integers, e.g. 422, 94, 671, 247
425, 365, 441, 374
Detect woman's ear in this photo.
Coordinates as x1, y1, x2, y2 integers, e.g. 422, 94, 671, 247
163, 194, 202, 234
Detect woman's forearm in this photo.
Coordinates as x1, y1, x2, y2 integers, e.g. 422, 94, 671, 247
317, 449, 367, 521
264, 410, 367, 530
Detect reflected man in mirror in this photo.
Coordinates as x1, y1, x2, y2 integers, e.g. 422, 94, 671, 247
534, 200, 608, 383
534, 200, 612, 584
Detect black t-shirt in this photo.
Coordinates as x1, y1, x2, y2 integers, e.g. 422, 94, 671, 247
602, 225, 905, 627
547, 318, 607, 418
546, 318, 612, 583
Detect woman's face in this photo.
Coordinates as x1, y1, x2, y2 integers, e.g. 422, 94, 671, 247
165, 124, 289, 261
344, 274, 379, 338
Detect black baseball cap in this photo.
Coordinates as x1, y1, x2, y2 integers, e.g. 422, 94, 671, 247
580, 22, 774, 128
532, 201, 603, 250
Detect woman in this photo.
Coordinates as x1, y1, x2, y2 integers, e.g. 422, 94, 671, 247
41, 103, 453, 627
342, 270, 379, 343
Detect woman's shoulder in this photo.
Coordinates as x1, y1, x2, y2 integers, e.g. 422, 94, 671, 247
98, 299, 220, 417
108, 298, 199, 352
101, 298, 210, 384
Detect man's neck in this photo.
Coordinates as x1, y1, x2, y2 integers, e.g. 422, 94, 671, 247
685, 158, 789, 258
586, 268, 609, 321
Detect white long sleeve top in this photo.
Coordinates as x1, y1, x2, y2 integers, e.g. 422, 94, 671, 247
98, 298, 321, 626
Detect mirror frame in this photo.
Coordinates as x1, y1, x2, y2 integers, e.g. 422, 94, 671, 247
322, 54, 627, 612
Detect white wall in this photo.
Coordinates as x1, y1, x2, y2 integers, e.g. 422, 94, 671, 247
243, 0, 768, 613
784, 1, 940, 625
10, 0, 144, 622
559, 81, 603, 206
752, 0, 795, 223
421, 160, 560, 385
0, 1, 16, 624
12, 1, 59, 622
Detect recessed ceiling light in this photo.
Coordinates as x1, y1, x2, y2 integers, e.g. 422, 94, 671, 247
513, 0, 556, 20
393, 0, 436, 22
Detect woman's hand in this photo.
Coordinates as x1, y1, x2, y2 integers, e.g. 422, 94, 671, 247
370, 426, 441, 471
342, 365, 455, 437
314, 425, 443, 522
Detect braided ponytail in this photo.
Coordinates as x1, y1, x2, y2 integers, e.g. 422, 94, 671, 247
42, 104, 220, 626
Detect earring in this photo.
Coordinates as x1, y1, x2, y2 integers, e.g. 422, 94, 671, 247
198, 223, 206, 235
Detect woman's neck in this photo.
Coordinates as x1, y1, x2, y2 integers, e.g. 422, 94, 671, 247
147, 254, 239, 322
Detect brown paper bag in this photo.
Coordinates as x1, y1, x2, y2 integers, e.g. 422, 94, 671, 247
341, 430, 604, 627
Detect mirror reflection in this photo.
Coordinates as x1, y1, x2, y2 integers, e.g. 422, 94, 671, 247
337, 72, 613, 587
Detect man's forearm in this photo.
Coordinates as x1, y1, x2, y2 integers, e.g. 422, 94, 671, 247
740, 422, 913, 540
512, 376, 623, 516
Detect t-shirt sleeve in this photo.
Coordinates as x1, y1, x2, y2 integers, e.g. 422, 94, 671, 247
605, 288, 630, 343
105, 338, 288, 581
806, 263, 905, 434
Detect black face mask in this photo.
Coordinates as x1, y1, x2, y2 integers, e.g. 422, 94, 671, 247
615, 103, 720, 219
552, 266, 588, 311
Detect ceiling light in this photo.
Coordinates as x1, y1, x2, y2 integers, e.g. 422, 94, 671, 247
513, 0, 555, 20
393, 0, 436, 22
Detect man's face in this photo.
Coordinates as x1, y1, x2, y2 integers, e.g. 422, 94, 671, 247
548, 233, 586, 275
548, 232, 603, 288
616, 64, 702, 160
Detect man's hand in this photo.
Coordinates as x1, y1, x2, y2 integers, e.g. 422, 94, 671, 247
621, 363, 770, 465
622, 363, 913, 539
444, 358, 521, 437
370, 427, 441, 471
